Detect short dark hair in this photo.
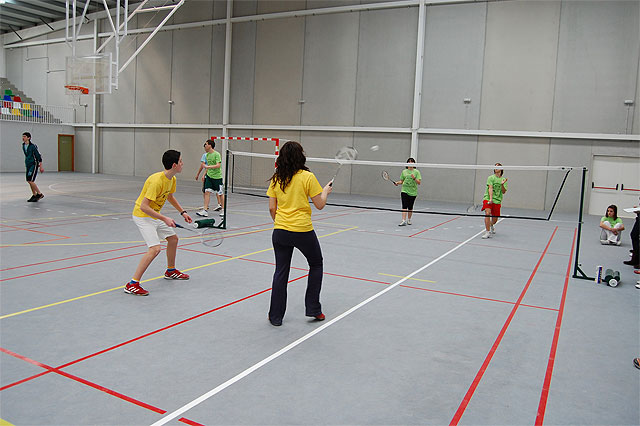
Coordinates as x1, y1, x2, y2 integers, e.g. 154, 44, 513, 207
162, 149, 181, 170
206, 139, 215, 149
23, 132, 31, 139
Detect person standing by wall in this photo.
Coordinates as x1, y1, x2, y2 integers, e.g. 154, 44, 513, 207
22, 132, 44, 202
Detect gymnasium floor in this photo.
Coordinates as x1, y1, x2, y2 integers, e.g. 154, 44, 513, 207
0, 172, 638, 426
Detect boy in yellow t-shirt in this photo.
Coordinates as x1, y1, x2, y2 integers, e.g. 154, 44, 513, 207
125, 150, 193, 296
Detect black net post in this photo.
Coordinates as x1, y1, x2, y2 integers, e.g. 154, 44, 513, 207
573, 167, 593, 280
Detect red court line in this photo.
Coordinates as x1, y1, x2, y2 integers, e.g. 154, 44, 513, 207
449, 226, 558, 425
400, 284, 559, 312
0, 250, 148, 282
0, 223, 71, 239
0, 243, 148, 272
409, 216, 460, 237
0, 347, 166, 414
1, 276, 307, 391
535, 228, 577, 425
0, 347, 202, 425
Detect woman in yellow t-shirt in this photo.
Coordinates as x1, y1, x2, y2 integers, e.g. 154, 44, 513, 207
266, 141, 333, 326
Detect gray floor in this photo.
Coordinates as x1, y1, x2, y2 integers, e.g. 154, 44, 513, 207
0, 172, 638, 426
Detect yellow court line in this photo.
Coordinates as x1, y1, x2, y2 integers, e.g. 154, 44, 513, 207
0, 418, 15, 426
378, 273, 436, 284
0, 227, 271, 247
0, 226, 357, 320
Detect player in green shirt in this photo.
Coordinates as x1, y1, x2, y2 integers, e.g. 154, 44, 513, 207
599, 204, 624, 245
482, 163, 508, 239
395, 158, 421, 226
196, 139, 225, 217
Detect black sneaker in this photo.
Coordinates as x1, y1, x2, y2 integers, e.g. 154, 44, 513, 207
36, 193, 44, 200
27, 195, 38, 202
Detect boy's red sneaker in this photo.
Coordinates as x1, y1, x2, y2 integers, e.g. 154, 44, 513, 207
314, 313, 325, 321
164, 269, 189, 280
124, 282, 149, 296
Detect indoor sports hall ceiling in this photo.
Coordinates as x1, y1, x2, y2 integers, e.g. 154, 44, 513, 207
0, 0, 121, 35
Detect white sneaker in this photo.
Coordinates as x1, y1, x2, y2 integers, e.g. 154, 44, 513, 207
219, 211, 224, 217
407, 219, 412, 225
398, 220, 407, 226
213, 204, 222, 211
615, 240, 621, 246
600, 240, 608, 245
196, 209, 209, 217
482, 231, 490, 239
490, 225, 495, 234
636, 282, 640, 289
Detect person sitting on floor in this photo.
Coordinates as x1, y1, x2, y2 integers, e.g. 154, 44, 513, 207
599, 205, 624, 245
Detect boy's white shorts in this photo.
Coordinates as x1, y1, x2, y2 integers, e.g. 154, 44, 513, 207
132, 215, 177, 247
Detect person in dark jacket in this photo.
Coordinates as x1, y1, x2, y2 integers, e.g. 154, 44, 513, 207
22, 132, 44, 202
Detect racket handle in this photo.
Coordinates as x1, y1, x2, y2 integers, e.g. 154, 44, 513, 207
175, 223, 184, 229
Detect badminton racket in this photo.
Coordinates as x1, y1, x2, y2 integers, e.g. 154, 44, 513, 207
381, 170, 398, 186
329, 146, 358, 186
175, 223, 223, 247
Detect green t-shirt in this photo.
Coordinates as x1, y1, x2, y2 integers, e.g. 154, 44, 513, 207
206, 151, 222, 179
483, 174, 507, 204
601, 216, 622, 227
401, 169, 421, 197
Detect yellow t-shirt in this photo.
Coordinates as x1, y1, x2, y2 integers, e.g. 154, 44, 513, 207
132, 171, 177, 218
266, 170, 323, 232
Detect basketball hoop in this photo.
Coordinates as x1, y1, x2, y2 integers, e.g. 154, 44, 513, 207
65, 85, 90, 95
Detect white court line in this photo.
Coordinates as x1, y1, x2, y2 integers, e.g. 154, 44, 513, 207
150, 224, 496, 426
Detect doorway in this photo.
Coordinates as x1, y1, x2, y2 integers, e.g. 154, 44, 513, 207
58, 134, 74, 172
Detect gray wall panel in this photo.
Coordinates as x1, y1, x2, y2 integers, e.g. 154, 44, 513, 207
173, 0, 213, 24
546, 138, 593, 213
301, 12, 359, 126
229, 22, 256, 124
253, 18, 304, 125
307, 0, 360, 8
135, 31, 172, 124
210, 25, 225, 124
355, 8, 417, 127
133, 129, 170, 177
351, 133, 411, 196
475, 136, 550, 210
417, 135, 478, 203
480, 1, 560, 132
553, 0, 640, 134
101, 129, 134, 175
0, 122, 64, 172
257, 0, 306, 14
6, 48, 23, 90
23, 46, 47, 106
169, 129, 210, 176
421, 3, 486, 129
299, 131, 354, 191
233, 0, 257, 17
171, 27, 212, 124
74, 128, 93, 173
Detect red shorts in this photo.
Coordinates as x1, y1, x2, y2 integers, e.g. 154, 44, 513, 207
482, 200, 501, 217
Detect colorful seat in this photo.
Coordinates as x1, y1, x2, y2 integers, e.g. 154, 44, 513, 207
4, 89, 12, 96
2, 95, 11, 101
13, 96, 21, 102
12, 108, 20, 115
23, 103, 31, 110
1, 107, 9, 115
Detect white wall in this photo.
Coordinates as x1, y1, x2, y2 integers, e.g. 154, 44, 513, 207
1, 0, 638, 214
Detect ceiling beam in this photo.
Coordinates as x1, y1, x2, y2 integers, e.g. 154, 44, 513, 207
0, 8, 45, 24
1, 2, 61, 19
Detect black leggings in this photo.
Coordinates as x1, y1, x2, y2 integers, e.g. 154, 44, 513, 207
269, 229, 323, 321
401, 192, 416, 210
